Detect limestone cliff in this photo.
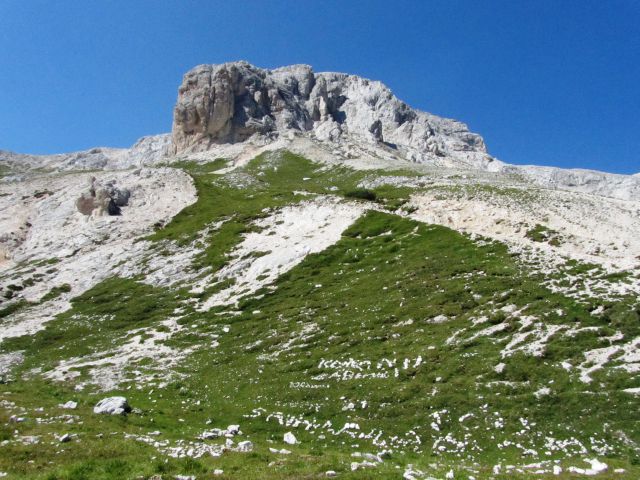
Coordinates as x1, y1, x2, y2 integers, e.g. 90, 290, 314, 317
171, 61, 497, 170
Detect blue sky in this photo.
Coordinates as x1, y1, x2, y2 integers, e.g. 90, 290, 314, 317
1, 1, 638, 174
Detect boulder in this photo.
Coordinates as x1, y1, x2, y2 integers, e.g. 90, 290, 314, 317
93, 188, 118, 216
93, 396, 131, 415
104, 181, 130, 207
75, 177, 128, 216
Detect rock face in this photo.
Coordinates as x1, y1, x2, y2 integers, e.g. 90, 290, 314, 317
0, 167, 197, 342
171, 61, 496, 169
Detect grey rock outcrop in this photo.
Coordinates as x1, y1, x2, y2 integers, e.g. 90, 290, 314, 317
104, 180, 131, 207
171, 61, 497, 170
75, 177, 130, 217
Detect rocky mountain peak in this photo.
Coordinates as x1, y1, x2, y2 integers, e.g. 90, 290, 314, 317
171, 61, 496, 170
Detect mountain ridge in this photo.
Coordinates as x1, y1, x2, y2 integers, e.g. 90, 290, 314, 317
2, 61, 638, 201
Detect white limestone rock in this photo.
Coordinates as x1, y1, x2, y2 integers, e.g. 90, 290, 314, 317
283, 431, 298, 445
225, 424, 241, 435
237, 440, 253, 452
269, 447, 291, 455
200, 428, 224, 439
93, 396, 131, 415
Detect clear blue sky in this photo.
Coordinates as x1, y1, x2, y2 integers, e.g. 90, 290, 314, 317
1, 1, 639, 174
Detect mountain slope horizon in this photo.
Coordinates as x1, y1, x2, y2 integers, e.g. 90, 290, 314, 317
0, 61, 639, 479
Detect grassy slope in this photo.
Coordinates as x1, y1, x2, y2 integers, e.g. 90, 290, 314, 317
0, 153, 639, 479
0, 164, 10, 179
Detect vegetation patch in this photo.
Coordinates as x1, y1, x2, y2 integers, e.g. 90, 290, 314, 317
344, 188, 377, 201
525, 223, 563, 246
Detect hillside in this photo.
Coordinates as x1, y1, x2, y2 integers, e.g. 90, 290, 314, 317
0, 62, 639, 479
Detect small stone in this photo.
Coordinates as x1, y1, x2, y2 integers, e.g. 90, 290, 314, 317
213, 470, 224, 476
237, 440, 253, 452
58, 433, 71, 443
269, 447, 291, 455
201, 428, 223, 439
283, 431, 298, 445
350, 461, 377, 471
60, 401, 78, 409
326, 471, 337, 477
226, 424, 240, 435
362, 453, 382, 463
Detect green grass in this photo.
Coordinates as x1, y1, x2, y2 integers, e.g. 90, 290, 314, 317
0, 299, 32, 318
0, 164, 11, 179
146, 151, 375, 295
1, 152, 639, 478
40, 284, 72, 302
525, 223, 563, 246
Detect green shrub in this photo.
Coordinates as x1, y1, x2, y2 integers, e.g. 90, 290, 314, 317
345, 188, 377, 201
